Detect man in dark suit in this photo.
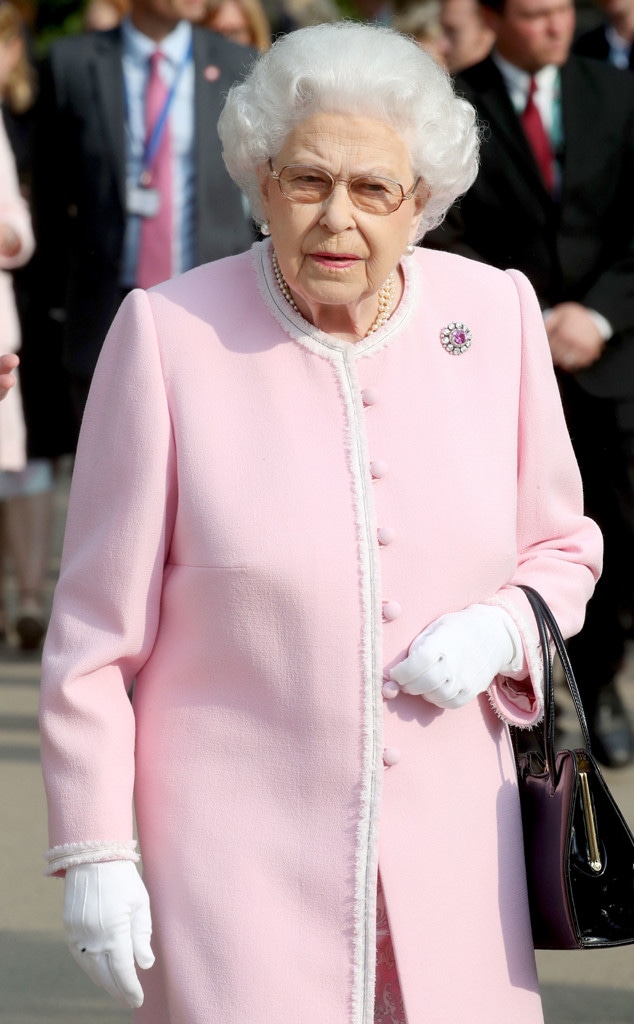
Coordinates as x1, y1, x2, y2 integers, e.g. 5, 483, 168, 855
426, 0, 634, 766
33, 0, 256, 421
574, 0, 634, 69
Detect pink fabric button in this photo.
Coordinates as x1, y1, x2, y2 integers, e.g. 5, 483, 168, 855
377, 526, 395, 546
383, 747, 401, 766
370, 460, 388, 479
361, 386, 379, 406
383, 600, 402, 621
382, 679, 400, 700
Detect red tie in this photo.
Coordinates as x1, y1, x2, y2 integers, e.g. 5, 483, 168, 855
137, 51, 173, 289
521, 76, 554, 193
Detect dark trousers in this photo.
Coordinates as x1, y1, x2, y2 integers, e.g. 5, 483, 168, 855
560, 376, 634, 723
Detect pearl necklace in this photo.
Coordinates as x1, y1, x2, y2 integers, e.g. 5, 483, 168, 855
271, 251, 395, 337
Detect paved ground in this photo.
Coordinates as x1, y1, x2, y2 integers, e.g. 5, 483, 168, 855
1, 461, 633, 1023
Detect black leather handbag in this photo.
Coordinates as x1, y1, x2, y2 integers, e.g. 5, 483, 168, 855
512, 585, 634, 949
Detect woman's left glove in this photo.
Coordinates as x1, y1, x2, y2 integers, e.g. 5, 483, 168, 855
389, 603, 524, 709
63, 861, 154, 1008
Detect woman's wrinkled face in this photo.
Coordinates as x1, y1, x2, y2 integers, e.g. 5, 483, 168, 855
257, 112, 426, 317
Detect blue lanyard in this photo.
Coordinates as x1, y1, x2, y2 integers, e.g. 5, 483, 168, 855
134, 38, 193, 186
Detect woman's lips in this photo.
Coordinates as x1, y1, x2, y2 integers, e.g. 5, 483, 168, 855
310, 253, 361, 269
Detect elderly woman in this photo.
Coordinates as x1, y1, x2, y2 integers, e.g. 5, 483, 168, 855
39, 22, 601, 1024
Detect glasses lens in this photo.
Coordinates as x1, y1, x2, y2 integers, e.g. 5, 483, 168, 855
278, 166, 333, 203
350, 176, 403, 214
275, 166, 407, 214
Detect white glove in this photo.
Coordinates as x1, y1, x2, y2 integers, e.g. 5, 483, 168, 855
63, 861, 154, 1008
389, 603, 524, 709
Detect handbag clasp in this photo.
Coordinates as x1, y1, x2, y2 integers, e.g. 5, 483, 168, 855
577, 753, 603, 873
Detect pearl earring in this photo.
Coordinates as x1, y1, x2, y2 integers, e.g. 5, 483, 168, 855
405, 242, 416, 256
260, 222, 271, 236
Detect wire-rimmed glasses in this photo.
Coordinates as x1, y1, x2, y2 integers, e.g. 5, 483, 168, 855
269, 161, 421, 216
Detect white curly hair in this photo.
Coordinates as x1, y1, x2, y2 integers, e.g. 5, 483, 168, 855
218, 21, 480, 238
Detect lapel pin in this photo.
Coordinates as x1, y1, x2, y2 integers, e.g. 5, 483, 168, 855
440, 322, 472, 355
204, 65, 221, 82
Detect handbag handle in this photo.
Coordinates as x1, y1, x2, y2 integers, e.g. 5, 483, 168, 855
517, 585, 593, 778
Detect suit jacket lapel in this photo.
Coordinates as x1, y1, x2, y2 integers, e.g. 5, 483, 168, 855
559, 59, 601, 202
597, 28, 610, 61
465, 58, 554, 203
92, 28, 127, 210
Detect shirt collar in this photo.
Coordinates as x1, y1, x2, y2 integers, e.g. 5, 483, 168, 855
606, 24, 631, 56
493, 50, 559, 99
121, 16, 193, 67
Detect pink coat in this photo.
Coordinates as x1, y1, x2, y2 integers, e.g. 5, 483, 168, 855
40, 241, 602, 1024
0, 114, 34, 470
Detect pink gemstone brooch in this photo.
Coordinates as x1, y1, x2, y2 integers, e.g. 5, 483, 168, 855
440, 322, 472, 355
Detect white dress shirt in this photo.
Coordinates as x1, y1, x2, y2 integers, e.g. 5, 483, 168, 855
492, 52, 561, 144
605, 25, 633, 70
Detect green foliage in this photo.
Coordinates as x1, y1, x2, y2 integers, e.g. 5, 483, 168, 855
329, 0, 364, 17
35, 0, 85, 54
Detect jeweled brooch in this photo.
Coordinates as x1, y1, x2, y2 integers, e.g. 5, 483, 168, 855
440, 322, 472, 355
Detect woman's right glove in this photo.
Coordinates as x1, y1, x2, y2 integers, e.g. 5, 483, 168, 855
389, 603, 525, 709
63, 860, 154, 1008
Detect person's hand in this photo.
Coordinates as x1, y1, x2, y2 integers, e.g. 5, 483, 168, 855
545, 302, 604, 371
389, 604, 523, 709
0, 353, 18, 399
63, 861, 154, 1008
0, 223, 21, 258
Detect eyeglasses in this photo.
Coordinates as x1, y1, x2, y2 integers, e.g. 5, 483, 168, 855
269, 161, 421, 216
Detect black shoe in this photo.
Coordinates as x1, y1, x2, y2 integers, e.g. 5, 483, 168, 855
589, 684, 634, 769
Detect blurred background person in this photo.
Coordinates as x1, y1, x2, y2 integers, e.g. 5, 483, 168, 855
392, 0, 450, 65
32, 0, 257, 428
0, 0, 59, 652
0, 0, 33, 114
83, 0, 130, 32
201, 0, 271, 49
0, 0, 35, 182
0, 33, 36, 647
573, 0, 634, 678
574, 0, 634, 69
440, 0, 494, 71
425, 0, 634, 767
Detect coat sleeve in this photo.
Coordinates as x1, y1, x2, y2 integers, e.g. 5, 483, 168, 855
39, 289, 177, 870
485, 268, 603, 725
